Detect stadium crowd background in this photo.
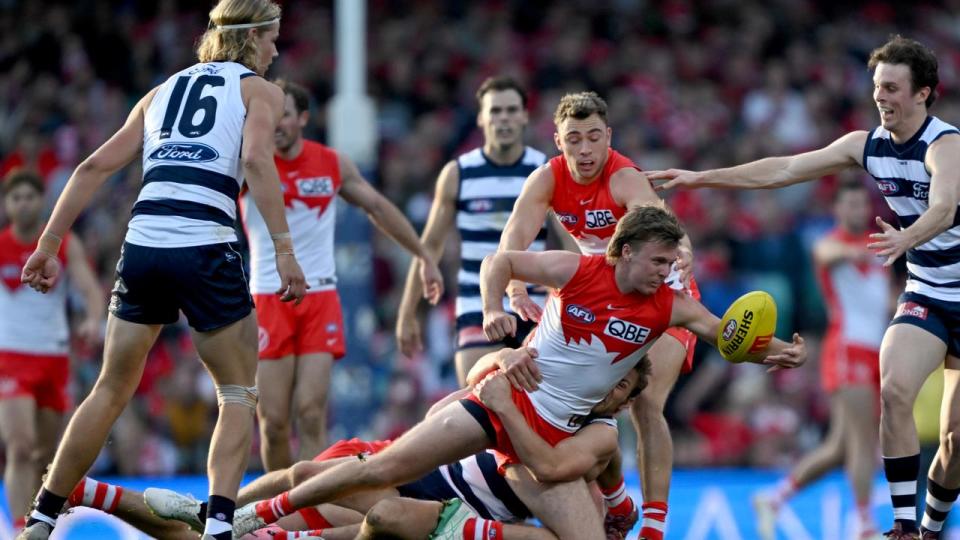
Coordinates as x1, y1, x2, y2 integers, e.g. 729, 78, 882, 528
0, 0, 957, 477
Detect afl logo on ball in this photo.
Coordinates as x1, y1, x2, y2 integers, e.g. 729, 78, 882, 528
721, 319, 737, 341
258, 327, 269, 353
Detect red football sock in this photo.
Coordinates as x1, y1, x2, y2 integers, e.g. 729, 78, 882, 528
463, 517, 504, 539
640, 501, 667, 540
297, 506, 334, 529
269, 530, 326, 540
12, 516, 25, 530
600, 478, 635, 516
255, 492, 296, 524
68, 477, 123, 513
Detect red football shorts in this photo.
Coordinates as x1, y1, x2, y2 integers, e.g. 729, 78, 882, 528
665, 276, 701, 373
312, 437, 392, 462
0, 351, 70, 412
462, 378, 572, 474
254, 290, 346, 360
821, 332, 880, 393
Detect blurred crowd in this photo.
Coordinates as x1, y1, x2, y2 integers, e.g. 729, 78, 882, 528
0, 0, 955, 475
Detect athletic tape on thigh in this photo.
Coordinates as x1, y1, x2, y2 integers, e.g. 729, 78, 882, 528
216, 384, 259, 409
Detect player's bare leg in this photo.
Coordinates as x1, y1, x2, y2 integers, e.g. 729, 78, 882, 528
38, 316, 161, 505
293, 352, 333, 458
238, 458, 356, 505
34, 408, 63, 484
504, 464, 605, 540
233, 402, 491, 535
357, 498, 443, 540
455, 344, 502, 386
840, 385, 880, 535
257, 354, 297, 471
74, 481, 198, 540
0, 397, 40, 524
191, 311, 260, 535
920, 361, 960, 535
630, 334, 685, 539
879, 324, 946, 534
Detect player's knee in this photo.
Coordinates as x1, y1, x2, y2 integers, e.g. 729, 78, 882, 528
6, 436, 37, 464
879, 378, 915, 414
363, 498, 405, 532
941, 428, 960, 457
295, 401, 327, 429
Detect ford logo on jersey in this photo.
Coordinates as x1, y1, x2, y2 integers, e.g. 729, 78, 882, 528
148, 143, 220, 163
565, 304, 595, 323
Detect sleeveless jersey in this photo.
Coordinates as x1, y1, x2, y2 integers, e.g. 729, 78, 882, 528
455, 147, 547, 322
816, 229, 889, 349
128, 62, 257, 248
863, 115, 960, 302
240, 140, 342, 294
527, 255, 674, 431
549, 149, 637, 255
0, 227, 71, 355
439, 451, 532, 522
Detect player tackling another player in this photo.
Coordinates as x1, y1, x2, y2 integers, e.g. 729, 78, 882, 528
652, 35, 960, 540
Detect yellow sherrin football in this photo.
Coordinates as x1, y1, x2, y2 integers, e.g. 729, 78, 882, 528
717, 291, 777, 363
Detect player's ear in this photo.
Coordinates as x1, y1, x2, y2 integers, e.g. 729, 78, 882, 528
621, 243, 632, 261
298, 110, 309, 129
606, 126, 613, 146
553, 131, 561, 151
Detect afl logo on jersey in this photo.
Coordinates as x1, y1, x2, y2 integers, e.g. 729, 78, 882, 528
148, 143, 219, 163
876, 180, 898, 196
556, 212, 579, 226
604, 317, 651, 345
297, 177, 335, 197
585, 209, 617, 229
466, 199, 494, 212
565, 304, 596, 323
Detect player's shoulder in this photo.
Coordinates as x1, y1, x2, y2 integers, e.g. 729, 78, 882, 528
242, 75, 283, 103
521, 146, 548, 166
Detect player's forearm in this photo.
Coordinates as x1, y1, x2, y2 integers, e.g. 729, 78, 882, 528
480, 253, 512, 313
703, 157, 798, 189
368, 201, 433, 262
43, 163, 112, 246
465, 350, 504, 387
492, 405, 568, 481
397, 261, 424, 318
245, 161, 294, 251
902, 202, 957, 248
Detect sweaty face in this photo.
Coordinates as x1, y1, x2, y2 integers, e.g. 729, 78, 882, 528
254, 23, 280, 75
3, 183, 43, 230
590, 368, 642, 416
873, 62, 927, 137
622, 240, 678, 295
834, 188, 871, 234
478, 89, 528, 151
275, 94, 306, 153
554, 114, 611, 181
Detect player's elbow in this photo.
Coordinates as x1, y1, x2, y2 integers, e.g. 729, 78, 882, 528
241, 152, 274, 177
930, 201, 957, 231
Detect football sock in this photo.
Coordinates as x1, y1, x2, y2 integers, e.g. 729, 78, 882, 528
203, 495, 235, 540
921, 478, 960, 534
270, 531, 326, 540
68, 477, 123, 513
640, 501, 667, 540
884, 454, 920, 533
463, 517, 504, 539
255, 492, 295, 524
600, 478, 635, 516
297, 506, 334, 529
25, 488, 66, 528
768, 475, 799, 508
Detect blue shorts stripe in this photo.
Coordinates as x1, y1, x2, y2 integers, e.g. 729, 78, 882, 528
132, 198, 235, 227
143, 165, 241, 200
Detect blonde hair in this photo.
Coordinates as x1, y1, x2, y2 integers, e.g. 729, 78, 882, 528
605, 204, 684, 265
196, 0, 281, 73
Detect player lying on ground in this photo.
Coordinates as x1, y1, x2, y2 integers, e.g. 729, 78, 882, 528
175, 206, 804, 539
72, 349, 650, 539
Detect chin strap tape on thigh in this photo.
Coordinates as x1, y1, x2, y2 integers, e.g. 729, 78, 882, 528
216, 384, 259, 409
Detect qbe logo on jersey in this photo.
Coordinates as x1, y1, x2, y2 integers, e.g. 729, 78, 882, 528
297, 177, 335, 197
604, 316, 651, 345
585, 209, 616, 229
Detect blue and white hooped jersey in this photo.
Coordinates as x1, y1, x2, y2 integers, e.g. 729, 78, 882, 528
455, 146, 547, 325
863, 115, 960, 302
440, 451, 531, 523
127, 62, 257, 248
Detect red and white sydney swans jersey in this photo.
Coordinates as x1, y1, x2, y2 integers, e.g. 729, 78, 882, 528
817, 229, 890, 350
549, 149, 637, 255
240, 140, 342, 294
527, 255, 674, 432
0, 227, 71, 355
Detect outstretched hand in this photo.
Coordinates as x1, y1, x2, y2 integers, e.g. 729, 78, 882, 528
646, 169, 705, 192
763, 333, 806, 372
867, 216, 910, 266
20, 250, 61, 293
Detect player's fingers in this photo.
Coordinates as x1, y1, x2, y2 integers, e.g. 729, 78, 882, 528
525, 358, 542, 381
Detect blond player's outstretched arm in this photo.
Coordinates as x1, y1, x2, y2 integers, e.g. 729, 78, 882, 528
395, 160, 458, 357
21, 88, 157, 294
480, 250, 579, 342
668, 291, 807, 371
338, 152, 444, 305
241, 77, 307, 304
649, 130, 869, 191
869, 133, 960, 265
498, 165, 556, 321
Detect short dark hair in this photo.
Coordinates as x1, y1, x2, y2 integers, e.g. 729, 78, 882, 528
868, 35, 939, 108
834, 180, 868, 202
275, 79, 310, 114
2, 169, 44, 197
554, 91, 608, 126
476, 76, 528, 109
605, 204, 684, 265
